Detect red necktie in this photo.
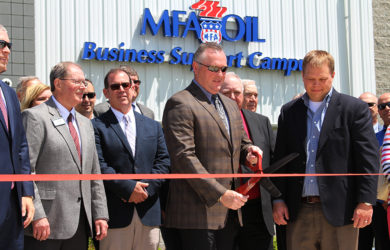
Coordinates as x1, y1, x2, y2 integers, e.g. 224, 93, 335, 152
67, 114, 81, 163
0, 93, 8, 131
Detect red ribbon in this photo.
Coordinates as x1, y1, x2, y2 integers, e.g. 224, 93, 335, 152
0, 172, 386, 182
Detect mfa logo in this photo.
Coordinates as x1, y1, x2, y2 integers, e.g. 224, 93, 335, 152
190, 0, 226, 43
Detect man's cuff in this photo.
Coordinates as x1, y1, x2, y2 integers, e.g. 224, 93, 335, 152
273, 199, 284, 205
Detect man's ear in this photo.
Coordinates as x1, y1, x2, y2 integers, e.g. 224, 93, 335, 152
54, 78, 61, 91
103, 88, 109, 99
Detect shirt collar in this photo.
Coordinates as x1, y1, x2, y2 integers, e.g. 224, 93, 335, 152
52, 96, 76, 121
111, 106, 134, 123
302, 87, 333, 108
193, 79, 213, 102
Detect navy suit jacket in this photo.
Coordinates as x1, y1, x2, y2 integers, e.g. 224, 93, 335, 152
0, 81, 33, 244
92, 109, 170, 228
273, 89, 379, 226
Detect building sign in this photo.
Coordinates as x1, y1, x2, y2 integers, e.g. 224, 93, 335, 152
81, 0, 303, 76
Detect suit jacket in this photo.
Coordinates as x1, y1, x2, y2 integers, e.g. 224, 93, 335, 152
241, 109, 275, 235
22, 97, 108, 239
0, 81, 34, 246
273, 89, 379, 226
162, 81, 252, 230
94, 101, 155, 119
92, 109, 169, 228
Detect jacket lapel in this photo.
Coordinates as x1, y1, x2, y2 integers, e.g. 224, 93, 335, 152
105, 109, 134, 159
47, 98, 82, 172
188, 82, 232, 145
76, 112, 88, 173
134, 111, 144, 160
317, 90, 341, 154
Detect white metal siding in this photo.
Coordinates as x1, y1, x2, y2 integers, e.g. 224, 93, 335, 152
34, 0, 376, 123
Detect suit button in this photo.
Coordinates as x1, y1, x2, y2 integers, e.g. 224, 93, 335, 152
77, 197, 81, 202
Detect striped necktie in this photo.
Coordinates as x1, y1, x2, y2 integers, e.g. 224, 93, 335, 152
0, 93, 8, 131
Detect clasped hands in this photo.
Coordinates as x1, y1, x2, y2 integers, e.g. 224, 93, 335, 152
121, 181, 149, 204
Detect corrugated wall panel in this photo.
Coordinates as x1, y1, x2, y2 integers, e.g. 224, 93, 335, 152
35, 0, 376, 123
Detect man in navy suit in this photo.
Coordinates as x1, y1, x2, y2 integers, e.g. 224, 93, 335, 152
93, 68, 170, 250
0, 24, 34, 250
272, 50, 379, 250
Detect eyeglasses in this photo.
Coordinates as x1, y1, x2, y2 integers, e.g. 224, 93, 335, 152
0, 40, 12, 50
109, 82, 131, 91
367, 102, 376, 107
378, 102, 390, 110
133, 80, 141, 85
196, 61, 228, 73
60, 78, 88, 87
82, 92, 96, 99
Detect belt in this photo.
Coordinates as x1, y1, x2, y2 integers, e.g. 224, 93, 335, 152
301, 196, 321, 204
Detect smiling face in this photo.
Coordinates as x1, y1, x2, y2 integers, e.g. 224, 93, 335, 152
53, 64, 86, 111
193, 48, 227, 95
0, 29, 10, 73
302, 63, 335, 102
378, 93, 390, 126
103, 70, 135, 114
75, 82, 96, 118
242, 84, 258, 112
220, 74, 243, 109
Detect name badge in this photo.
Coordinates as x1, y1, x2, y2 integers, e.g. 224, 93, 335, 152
52, 118, 66, 127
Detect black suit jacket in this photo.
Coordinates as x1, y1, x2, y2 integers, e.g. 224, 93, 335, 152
241, 109, 275, 235
273, 89, 379, 226
92, 109, 170, 228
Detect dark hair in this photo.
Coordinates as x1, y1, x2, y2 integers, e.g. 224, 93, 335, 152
193, 42, 224, 63
120, 65, 139, 79
103, 68, 130, 89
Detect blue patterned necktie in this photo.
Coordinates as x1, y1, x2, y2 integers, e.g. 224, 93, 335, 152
212, 94, 230, 136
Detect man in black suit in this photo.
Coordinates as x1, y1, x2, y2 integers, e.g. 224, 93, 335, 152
220, 72, 275, 250
94, 66, 154, 119
272, 50, 379, 250
93, 68, 170, 250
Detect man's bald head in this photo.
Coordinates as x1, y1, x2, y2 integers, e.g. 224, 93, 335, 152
220, 72, 243, 109
359, 92, 378, 124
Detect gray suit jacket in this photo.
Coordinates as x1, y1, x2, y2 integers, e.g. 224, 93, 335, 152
94, 101, 154, 120
22, 97, 108, 239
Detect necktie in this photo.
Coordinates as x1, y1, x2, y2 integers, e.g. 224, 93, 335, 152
67, 114, 81, 163
123, 115, 136, 156
0, 93, 8, 131
381, 127, 390, 238
212, 94, 230, 136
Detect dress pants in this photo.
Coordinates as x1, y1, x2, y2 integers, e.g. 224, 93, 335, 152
236, 198, 273, 250
0, 188, 23, 250
286, 202, 358, 250
100, 209, 160, 250
24, 203, 89, 250
173, 209, 240, 250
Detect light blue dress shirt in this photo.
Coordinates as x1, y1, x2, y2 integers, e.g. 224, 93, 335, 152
301, 88, 333, 197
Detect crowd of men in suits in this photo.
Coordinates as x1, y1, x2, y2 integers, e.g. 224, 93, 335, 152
1, 22, 390, 250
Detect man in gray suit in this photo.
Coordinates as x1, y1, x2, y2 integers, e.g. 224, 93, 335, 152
22, 62, 109, 250
94, 65, 154, 119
